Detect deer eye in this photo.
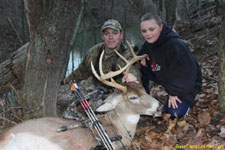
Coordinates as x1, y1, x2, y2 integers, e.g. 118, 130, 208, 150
129, 96, 137, 100
129, 95, 140, 104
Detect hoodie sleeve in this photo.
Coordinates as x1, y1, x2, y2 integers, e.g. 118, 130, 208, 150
138, 45, 151, 94
164, 39, 197, 96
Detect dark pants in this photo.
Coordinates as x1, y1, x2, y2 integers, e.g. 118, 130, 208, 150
165, 98, 191, 119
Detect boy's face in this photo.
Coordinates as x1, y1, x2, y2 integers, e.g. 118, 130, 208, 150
101, 28, 123, 51
140, 19, 163, 44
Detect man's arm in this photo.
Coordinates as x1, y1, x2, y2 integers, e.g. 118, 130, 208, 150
64, 55, 91, 83
64, 43, 104, 83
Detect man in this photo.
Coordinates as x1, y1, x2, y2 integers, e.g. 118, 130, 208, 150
65, 19, 129, 86
63, 19, 139, 120
65, 19, 140, 89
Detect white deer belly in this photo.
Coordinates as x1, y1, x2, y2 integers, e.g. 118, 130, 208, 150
5, 133, 63, 150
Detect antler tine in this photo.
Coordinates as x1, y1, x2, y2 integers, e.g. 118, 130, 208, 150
123, 40, 147, 76
114, 49, 129, 63
98, 51, 129, 79
91, 62, 127, 93
126, 40, 136, 57
99, 50, 104, 77
91, 51, 128, 93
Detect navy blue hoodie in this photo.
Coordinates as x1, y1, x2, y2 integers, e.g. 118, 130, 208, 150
138, 22, 202, 105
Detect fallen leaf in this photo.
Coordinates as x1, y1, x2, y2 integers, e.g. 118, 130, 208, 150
219, 125, 225, 137
220, 117, 225, 124
166, 117, 178, 134
195, 128, 205, 137
198, 112, 211, 126
177, 120, 187, 127
163, 114, 171, 122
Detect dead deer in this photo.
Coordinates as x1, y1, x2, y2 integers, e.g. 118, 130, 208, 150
0, 41, 161, 150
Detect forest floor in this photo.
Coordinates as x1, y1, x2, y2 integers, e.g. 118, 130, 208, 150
131, 24, 225, 150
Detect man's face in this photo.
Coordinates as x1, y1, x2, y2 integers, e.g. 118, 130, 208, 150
101, 28, 123, 51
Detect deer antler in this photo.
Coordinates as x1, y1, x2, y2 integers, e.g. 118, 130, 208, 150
91, 50, 128, 93
115, 41, 147, 77
91, 40, 147, 93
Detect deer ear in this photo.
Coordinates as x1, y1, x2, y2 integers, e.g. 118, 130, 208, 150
96, 94, 122, 112
96, 102, 115, 112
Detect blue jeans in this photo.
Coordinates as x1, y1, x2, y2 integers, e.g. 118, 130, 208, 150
165, 98, 191, 119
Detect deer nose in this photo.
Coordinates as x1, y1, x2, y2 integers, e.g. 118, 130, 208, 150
153, 103, 163, 117
157, 104, 163, 112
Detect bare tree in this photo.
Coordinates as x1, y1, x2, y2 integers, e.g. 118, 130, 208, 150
123, 0, 127, 43
219, 7, 225, 113
153, 0, 177, 27
215, 0, 225, 16
23, 0, 81, 117
165, 0, 177, 27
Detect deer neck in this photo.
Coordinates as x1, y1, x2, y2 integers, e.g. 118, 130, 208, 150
104, 107, 140, 147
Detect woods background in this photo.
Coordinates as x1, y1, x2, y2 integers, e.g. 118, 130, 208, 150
1, 1, 225, 149
0, 0, 224, 118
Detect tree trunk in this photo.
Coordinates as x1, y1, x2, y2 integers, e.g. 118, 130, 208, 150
23, 0, 80, 117
23, 0, 45, 41
153, 0, 166, 21
123, 0, 127, 43
215, 0, 225, 16
165, 0, 177, 28
219, 8, 225, 114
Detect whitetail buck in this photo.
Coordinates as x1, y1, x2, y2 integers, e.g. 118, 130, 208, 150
0, 41, 161, 150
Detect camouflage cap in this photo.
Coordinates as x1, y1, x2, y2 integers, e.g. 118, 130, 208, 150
101, 19, 122, 32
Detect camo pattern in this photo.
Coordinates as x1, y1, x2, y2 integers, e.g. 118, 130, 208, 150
65, 42, 141, 86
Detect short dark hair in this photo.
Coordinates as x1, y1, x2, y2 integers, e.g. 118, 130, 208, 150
140, 13, 162, 26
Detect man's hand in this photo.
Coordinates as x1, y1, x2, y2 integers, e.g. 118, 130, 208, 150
168, 95, 182, 109
122, 73, 139, 83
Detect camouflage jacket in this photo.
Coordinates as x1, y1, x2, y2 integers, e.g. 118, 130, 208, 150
65, 42, 141, 88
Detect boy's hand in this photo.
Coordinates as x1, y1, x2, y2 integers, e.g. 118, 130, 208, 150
168, 95, 182, 109
140, 56, 149, 67
122, 73, 139, 83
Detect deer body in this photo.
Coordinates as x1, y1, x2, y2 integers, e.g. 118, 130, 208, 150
0, 118, 97, 150
0, 84, 160, 150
